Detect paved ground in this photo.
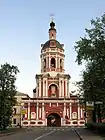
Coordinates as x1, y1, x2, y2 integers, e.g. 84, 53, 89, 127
75, 127, 104, 140
0, 127, 104, 140
0, 127, 79, 140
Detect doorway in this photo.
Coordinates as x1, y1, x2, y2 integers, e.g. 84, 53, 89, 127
47, 113, 61, 127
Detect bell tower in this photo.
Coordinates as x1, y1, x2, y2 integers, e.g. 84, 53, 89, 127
22, 18, 84, 128
34, 20, 70, 99
40, 20, 65, 73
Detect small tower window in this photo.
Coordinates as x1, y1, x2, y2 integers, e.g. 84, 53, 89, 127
44, 59, 46, 69
51, 58, 56, 68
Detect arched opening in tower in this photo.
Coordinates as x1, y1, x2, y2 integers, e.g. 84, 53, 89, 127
60, 59, 62, 69
51, 58, 56, 68
44, 58, 46, 69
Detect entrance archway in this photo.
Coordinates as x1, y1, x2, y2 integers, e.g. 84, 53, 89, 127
47, 113, 61, 127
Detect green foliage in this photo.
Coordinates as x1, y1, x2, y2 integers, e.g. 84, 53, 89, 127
75, 14, 105, 65
0, 63, 19, 130
75, 13, 105, 118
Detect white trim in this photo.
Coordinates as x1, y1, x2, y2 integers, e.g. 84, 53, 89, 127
81, 108, 83, 118
70, 103, 72, 120
78, 104, 80, 119
39, 79, 41, 97
46, 80, 48, 97
42, 103, 45, 119
28, 103, 30, 120
43, 80, 45, 97
36, 102, 39, 120
62, 80, 64, 97
39, 108, 41, 118
48, 83, 59, 88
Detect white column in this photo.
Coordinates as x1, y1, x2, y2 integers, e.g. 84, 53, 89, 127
70, 103, 72, 120
43, 79, 45, 97
39, 108, 41, 118
49, 55, 50, 68
59, 80, 61, 97
36, 102, 39, 120
67, 81, 69, 97
78, 104, 80, 120
46, 79, 48, 97
56, 55, 57, 69
39, 79, 41, 97
81, 108, 83, 118
63, 103, 66, 118
42, 103, 45, 119
62, 80, 64, 97
65, 79, 67, 97
28, 103, 30, 120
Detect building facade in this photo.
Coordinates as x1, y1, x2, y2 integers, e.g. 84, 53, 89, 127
21, 20, 85, 127
12, 92, 29, 127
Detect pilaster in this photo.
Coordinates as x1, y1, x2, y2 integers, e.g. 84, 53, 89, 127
70, 103, 72, 120
65, 79, 67, 97
28, 103, 30, 120
59, 79, 61, 97
63, 103, 66, 118
78, 103, 80, 120
36, 102, 39, 120
43, 79, 45, 97
62, 80, 64, 97
46, 79, 48, 97
42, 103, 45, 119
39, 79, 41, 97
56, 54, 57, 68
49, 55, 50, 68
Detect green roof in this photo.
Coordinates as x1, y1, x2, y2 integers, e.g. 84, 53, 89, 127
42, 39, 63, 50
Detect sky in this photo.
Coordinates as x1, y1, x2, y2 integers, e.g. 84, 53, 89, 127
0, 0, 105, 97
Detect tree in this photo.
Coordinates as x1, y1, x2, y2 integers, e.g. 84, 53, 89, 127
74, 13, 105, 118
75, 13, 105, 65
0, 63, 19, 130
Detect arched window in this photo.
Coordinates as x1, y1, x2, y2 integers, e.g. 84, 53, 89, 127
44, 59, 46, 69
51, 58, 56, 68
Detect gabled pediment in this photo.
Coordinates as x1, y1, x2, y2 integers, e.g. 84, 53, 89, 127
42, 73, 49, 78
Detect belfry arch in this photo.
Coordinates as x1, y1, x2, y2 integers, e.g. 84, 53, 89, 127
51, 57, 56, 68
